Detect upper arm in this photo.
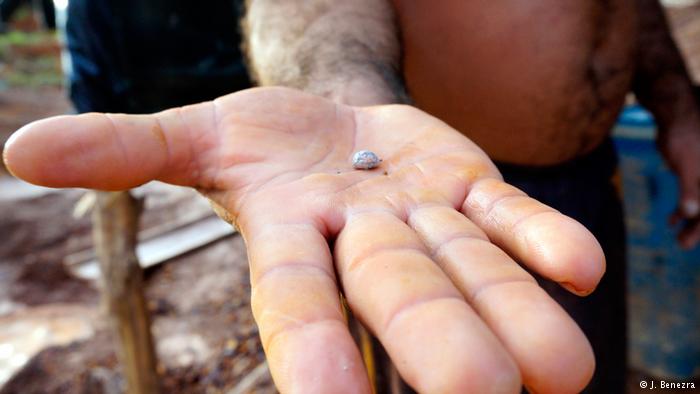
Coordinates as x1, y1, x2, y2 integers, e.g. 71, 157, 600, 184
633, 0, 696, 127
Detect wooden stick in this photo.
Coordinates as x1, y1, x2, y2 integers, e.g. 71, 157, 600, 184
227, 362, 270, 394
345, 300, 413, 394
66, 215, 235, 280
93, 191, 159, 394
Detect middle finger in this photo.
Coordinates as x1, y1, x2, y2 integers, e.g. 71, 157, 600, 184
335, 209, 520, 393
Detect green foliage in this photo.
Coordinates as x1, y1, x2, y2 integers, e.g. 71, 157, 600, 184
0, 31, 62, 88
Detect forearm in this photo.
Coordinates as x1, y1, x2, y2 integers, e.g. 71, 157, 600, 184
633, 0, 699, 130
243, 0, 408, 105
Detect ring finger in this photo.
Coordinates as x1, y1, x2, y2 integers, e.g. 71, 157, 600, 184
409, 204, 595, 394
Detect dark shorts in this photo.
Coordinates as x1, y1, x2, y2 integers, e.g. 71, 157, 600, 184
496, 139, 627, 394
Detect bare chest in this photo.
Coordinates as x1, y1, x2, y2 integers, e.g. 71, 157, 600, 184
393, 0, 639, 164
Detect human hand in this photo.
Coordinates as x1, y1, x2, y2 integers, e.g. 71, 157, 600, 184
657, 119, 700, 249
3, 87, 604, 393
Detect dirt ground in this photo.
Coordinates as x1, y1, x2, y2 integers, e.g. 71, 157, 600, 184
0, 182, 277, 393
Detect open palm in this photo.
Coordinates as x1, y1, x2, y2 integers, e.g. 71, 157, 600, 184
5, 87, 604, 393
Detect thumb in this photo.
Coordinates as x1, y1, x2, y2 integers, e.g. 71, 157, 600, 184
3, 103, 216, 191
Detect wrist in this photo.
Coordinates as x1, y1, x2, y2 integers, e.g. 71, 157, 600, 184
662, 110, 700, 136
307, 73, 410, 107
329, 79, 401, 106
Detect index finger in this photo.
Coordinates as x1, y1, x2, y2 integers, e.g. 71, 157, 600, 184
244, 218, 370, 393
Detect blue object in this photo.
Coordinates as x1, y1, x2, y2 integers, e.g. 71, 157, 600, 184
614, 105, 700, 378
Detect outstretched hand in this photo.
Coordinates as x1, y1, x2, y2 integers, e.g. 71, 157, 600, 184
4, 87, 604, 393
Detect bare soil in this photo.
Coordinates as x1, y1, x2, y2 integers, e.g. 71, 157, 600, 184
0, 185, 276, 393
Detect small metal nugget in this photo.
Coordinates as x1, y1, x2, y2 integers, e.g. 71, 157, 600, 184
352, 150, 381, 170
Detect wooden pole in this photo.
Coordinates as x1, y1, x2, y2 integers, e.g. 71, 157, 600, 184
345, 302, 414, 394
92, 191, 159, 394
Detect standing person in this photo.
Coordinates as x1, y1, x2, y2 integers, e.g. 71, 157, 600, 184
243, 0, 700, 392
64, 0, 251, 114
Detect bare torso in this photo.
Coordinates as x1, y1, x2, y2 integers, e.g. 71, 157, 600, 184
392, 0, 638, 165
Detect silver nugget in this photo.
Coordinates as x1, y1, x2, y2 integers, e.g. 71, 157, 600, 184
352, 150, 381, 170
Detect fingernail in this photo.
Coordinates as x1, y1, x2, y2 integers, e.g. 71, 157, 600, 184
561, 282, 592, 296
683, 200, 700, 217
